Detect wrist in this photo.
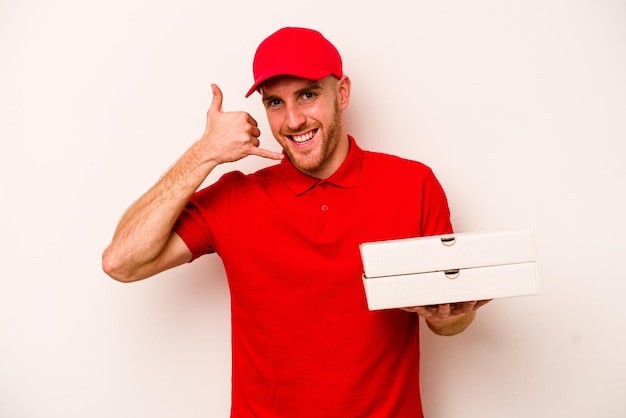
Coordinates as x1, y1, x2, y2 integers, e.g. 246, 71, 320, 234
179, 141, 222, 178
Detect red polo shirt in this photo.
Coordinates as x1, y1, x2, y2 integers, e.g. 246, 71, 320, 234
175, 136, 452, 417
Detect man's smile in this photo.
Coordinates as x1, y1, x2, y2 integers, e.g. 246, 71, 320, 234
288, 129, 317, 145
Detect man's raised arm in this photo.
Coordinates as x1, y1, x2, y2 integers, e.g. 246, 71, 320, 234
102, 84, 282, 282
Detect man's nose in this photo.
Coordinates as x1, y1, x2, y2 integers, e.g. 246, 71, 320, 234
285, 104, 306, 130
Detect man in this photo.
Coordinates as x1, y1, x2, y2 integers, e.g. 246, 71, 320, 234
103, 27, 489, 417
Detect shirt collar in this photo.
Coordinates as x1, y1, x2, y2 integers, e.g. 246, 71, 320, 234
280, 135, 363, 195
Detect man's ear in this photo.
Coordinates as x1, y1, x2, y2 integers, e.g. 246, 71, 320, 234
336, 75, 351, 110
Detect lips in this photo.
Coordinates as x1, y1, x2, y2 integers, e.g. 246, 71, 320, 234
289, 129, 316, 144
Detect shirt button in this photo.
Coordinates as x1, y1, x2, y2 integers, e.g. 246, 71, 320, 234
321, 204, 329, 212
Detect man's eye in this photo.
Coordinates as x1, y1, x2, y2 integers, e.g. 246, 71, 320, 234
303, 92, 315, 99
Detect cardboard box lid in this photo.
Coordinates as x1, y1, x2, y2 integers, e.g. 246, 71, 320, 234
360, 229, 536, 278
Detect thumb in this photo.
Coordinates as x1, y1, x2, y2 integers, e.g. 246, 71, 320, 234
209, 83, 223, 114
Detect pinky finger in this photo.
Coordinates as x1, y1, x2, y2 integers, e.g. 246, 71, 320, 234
251, 147, 284, 161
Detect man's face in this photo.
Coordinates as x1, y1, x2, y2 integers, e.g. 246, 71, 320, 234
260, 75, 350, 179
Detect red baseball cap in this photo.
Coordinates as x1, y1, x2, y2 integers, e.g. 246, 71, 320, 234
245, 27, 343, 97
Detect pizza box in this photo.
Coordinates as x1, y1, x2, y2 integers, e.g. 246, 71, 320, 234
360, 229, 536, 278
362, 262, 540, 310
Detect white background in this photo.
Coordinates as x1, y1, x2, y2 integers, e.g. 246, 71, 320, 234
1, 0, 625, 417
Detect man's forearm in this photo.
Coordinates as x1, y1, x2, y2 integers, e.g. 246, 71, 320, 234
102, 145, 218, 281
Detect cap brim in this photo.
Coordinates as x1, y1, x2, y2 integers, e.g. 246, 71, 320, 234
245, 65, 333, 97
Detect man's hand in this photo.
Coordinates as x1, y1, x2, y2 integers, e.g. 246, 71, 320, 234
196, 84, 283, 165
401, 300, 491, 336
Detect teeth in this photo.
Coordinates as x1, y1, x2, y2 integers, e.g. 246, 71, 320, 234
292, 131, 314, 143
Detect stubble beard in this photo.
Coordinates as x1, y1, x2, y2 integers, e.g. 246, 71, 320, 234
287, 102, 342, 175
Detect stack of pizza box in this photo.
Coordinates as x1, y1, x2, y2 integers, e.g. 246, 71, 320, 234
359, 230, 540, 310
